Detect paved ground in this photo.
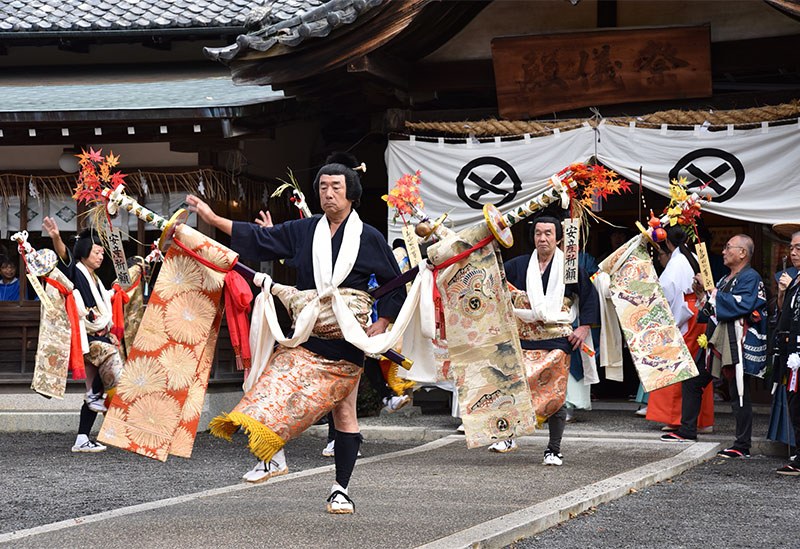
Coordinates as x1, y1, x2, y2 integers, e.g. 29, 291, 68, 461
510, 453, 799, 549
0, 404, 795, 548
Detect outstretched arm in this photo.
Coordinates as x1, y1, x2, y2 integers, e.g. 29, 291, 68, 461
42, 217, 68, 261
185, 195, 233, 236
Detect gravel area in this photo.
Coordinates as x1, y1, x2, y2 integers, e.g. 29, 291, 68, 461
0, 431, 414, 535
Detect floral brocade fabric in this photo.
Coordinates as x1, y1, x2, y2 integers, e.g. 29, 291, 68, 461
428, 224, 538, 448
230, 345, 361, 443
509, 288, 574, 341
119, 264, 146, 362
522, 349, 570, 419
607, 240, 698, 392
86, 340, 124, 390
98, 225, 236, 461
272, 284, 373, 338
31, 269, 74, 399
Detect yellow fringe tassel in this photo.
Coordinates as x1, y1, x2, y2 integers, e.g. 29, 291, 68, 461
104, 387, 116, 411
386, 363, 415, 396
209, 411, 285, 462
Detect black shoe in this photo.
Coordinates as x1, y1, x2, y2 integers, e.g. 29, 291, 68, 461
660, 432, 696, 442
717, 448, 750, 458
777, 463, 800, 476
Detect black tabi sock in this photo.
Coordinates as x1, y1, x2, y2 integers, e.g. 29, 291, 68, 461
333, 430, 362, 489
92, 374, 105, 394
78, 402, 97, 436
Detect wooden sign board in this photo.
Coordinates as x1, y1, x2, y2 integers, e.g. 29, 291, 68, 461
562, 218, 580, 284
695, 242, 715, 291
492, 26, 711, 119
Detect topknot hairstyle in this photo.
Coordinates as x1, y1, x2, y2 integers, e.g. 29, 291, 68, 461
313, 151, 363, 208
72, 228, 103, 261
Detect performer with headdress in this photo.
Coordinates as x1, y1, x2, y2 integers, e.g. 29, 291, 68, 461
42, 218, 126, 453
187, 152, 405, 514
487, 210, 599, 465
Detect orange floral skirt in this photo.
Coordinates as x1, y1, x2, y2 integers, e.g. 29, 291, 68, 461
209, 345, 361, 462
522, 348, 570, 421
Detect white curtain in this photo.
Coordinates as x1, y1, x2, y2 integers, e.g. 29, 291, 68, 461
386, 120, 800, 238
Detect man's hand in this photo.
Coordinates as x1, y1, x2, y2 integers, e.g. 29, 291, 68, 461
778, 272, 793, 294
185, 195, 232, 236
42, 216, 59, 239
255, 210, 273, 228
366, 317, 390, 337
568, 324, 590, 351
692, 273, 705, 298
185, 195, 216, 224
108, 332, 119, 347
42, 216, 67, 259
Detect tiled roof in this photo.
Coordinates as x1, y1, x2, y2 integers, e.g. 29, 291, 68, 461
0, 0, 252, 33
205, 0, 386, 62
0, 75, 284, 113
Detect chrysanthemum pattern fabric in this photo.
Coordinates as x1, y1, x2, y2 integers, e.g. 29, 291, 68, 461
98, 225, 236, 461
427, 224, 538, 448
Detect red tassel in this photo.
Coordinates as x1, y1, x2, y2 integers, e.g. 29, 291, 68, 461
44, 277, 86, 380
224, 271, 253, 370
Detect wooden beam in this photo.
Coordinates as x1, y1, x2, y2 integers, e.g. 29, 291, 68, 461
764, 0, 800, 19
597, 0, 617, 28
347, 53, 408, 90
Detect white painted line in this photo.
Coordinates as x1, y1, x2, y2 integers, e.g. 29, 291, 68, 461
0, 437, 459, 543
416, 442, 720, 549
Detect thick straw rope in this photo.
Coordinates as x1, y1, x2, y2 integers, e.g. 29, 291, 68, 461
405, 100, 800, 137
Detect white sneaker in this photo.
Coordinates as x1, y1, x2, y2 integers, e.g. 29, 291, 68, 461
488, 439, 517, 453
543, 449, 563, 466
85, 390, 107, 413
634, 406, 647, 417
456, 423, 465, 433
326, 484, 354, 514
71, 439, 107, 453
322, 440, 336, 457
242, 450, 288, 483
382, 395, 410, 413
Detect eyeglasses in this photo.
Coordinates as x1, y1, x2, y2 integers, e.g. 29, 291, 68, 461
722, 244, 745, 251
789, 245, 800, 252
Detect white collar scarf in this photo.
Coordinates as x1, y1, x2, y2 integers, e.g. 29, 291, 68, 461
245, 209, 435, 391
75, 260, 113, 332
514, 247, 571, 324
313, 210, 363, 295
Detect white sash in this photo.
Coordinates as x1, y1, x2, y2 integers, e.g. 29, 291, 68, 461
75, 261, 113, 334
245, 211, 435, 391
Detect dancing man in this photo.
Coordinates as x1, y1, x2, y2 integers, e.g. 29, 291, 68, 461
187, 153, 404, 514
487, 214, 599, 466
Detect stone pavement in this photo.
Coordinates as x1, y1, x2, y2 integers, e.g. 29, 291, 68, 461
0, 403, 787, 548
